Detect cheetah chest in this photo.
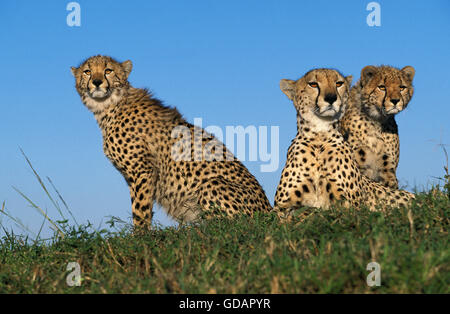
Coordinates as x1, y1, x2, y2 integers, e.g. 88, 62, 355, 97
288, 137, 356, 208
356, 130, 395, 181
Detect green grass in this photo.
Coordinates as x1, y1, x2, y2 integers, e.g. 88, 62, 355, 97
0, 151, 449, 293
0, 190, 448, 293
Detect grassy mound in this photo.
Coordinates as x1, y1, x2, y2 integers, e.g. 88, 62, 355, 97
1, 190, 448, 293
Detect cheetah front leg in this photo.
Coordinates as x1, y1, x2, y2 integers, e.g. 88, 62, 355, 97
380, 167, 398, 189
128, 169, 157, 229
378, 153, 399, 189
361, 176, 414, 210
273, 177, 318, 219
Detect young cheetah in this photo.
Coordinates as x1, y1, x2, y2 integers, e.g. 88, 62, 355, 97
340, 65, 415, 189
274, 68, 414, 216
71, 55, 272, 228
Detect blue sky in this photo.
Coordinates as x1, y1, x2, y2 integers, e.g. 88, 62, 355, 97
0, 0, 449, 237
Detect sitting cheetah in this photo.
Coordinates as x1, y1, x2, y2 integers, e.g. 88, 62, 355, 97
340, 65, 415, 189
71, 55, 272, 228
274, 68, 414, 215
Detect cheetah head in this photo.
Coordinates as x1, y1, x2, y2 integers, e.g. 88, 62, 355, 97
359, 65, 415, 119
280, 69, 352, 131
71, 55, 132, 113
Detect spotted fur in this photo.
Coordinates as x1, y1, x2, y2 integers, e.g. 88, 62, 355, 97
71, 55, 272, 229
340, 65, 415, 188
274, 68, 414, 216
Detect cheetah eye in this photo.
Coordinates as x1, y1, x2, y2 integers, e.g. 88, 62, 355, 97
84, 70, 91, 75
336, 81, 344, 87
105, 69, 113, 74
308, 82, 318, 88
400, 85, 407, 91
378, 85, 386, 91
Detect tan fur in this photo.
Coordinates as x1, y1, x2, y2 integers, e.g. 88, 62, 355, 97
274, 69, 414, 216
340, 65, 415, 188
71, 55, 272, 229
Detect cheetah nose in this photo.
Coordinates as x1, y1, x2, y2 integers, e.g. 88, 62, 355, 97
324, 93, 337, 105
390, 99, 400, 105
93, 79, 103, 87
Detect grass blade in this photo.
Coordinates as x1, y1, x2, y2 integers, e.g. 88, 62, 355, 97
12, 186, 64, 238
19, 148, 66, 222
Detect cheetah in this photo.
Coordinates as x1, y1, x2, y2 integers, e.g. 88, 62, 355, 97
340, 65, 415, 189
274, 68, 414, 216
71, 55, 272, 229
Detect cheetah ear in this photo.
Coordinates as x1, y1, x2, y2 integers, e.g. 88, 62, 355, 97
280, 79, 296, 101
70, 66, 77, 77
360, 66, 377, 86
401, 66, 415, 82
345, 75, 353, 86
121, 60, 133, 77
